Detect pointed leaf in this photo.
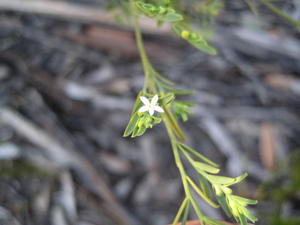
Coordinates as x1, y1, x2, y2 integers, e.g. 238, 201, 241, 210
194, 162, 220, 174
216, 194, 232, 217
186, 176, 219, 208
190, 199, 204, 225
204, 217, 227, 225
162, 11, 183, 21
231, 195, 258, 205
153, 70, 174, 85
240, 207, 258, 223
181, 200, 190, 225
160, 93, 175, 106
172, 23, 216, 55
198, 174, 213, 200
238, 214, 248, 225
123, 112, 139, 137
165, 108, 186, 141
204, 173, 248, 186
177, 143, 218, 167
171, 198, 189, 225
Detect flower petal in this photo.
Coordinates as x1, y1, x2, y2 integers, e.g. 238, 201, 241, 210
138, 105, 148, 113
149, 108, 154, 116
140, 96, 150, 105
151, 95, 158, 105
154, 106, 164, 113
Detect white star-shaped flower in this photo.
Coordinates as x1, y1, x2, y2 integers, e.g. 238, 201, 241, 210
138, 95, 164, 116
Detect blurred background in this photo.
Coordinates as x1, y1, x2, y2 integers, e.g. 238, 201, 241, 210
0, 0, 300, 225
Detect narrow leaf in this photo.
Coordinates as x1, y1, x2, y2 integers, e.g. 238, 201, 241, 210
171, 198, 189, 225
181, 200, 190, 225
160, 93, 175, 106
238, 214, 248, 225
198, 174, 213, 200
177, 142, 218, 167
240, 207, 258, 223
203, 217, 227, 225
194, 162, 220, 174
231, 195, 258, 205
123, 112, 139, 137
153, 70, 174, 85
191, 38, 217, 55
123, 92, 143, 137
204, 173, 248, 186
186, 176, 219, 208
190, 199, 204, 225
216, 194, 232, 217
162, 12, 183, 21
244, 0, 259, 15
165, 108, 186, 141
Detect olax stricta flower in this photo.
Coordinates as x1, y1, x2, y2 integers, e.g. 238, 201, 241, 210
138, 95, 164, 116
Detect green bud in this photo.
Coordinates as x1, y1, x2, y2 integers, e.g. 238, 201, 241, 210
190, 33, 198, 40
181, 30, 190, 39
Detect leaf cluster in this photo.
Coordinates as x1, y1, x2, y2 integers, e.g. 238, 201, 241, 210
173, 142, 258, 225
173, 101, 196, 122
133, 0, 217, 54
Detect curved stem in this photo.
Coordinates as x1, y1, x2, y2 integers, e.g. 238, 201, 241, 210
260, 0, 300, 30
130, 0, 154, 91
164, 115, 204, 225
130, 2, 204, 223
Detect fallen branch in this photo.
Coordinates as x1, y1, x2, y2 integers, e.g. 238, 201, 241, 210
0, 0, 171, 34
0, 107, 137, 225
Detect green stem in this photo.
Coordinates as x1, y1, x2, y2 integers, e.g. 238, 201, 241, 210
172, 197, 189, 225
260, 0, 300, 30
130, 0, 154, 91
130, 3, 204, 224
164, 115, 205, 225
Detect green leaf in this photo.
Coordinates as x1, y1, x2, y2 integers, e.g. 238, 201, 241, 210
123, 92, 143, 137
239, 207, 258, 223
173, 101, 196, 122
186, 176, 219, 208
231, 195, 258, 205
171, 198, 189, 225
203, 173, 248, 186
172, 23, 217, 55
181, 200, 190, 225
135, 1, 157, 15
135, 1, 183, 22
191, 38, 217, 55
157, 81, 196, 95
160, 93, 175, 106
177, 142, 218, 167
194, 162, 220, 174
238, 214, 248, 225
216, 194, 232, 217
132, 124, 146, 137
123, 112, 139, 137
244, 0, 259, 15
198, 174, 213, 200
153, 70, 174, 85
165, 108, 186, 141
260, 0, 300, 31
170, 88, 196, 95
190, 199, 204, 225
161, 10, 183, 21
203, 217, 227, 225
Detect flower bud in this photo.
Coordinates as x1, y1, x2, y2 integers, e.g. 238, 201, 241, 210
181, 30, 190, 39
